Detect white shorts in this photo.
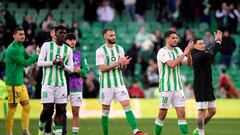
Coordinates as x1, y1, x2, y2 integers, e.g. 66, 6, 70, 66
41, 85, 67, 104
99, 86, 130, 105
196, 101, 216, 110
159, 91, 185, 109
69, 92, 83, 107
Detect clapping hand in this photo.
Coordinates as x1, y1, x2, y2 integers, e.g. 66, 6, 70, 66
73, 67, 81, 73
184, 41, 194, 55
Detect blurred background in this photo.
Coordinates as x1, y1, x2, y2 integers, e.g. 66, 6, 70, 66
0, 0, 239, 134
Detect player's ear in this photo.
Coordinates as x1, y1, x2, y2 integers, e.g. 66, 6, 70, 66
103, 33, 107, 39
13, 33, 16, 39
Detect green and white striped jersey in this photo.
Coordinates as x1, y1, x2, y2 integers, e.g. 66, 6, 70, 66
96, 44, 125, 89
157, 47, 187, 92
38, 41, 73, 86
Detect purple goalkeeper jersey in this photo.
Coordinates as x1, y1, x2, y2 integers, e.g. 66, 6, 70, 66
69, 49, 83, 91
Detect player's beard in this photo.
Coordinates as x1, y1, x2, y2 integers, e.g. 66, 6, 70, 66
170, 44, 177, 48
107, 39, 115, 44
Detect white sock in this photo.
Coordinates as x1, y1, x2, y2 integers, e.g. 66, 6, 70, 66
54, 129, 62, 135
133, 128, 139, 134
155, 119, 164, 126
123, 105, 132, 112
72, 127, 79, 134
198, 128, 205, 135
102, 110, 110, 116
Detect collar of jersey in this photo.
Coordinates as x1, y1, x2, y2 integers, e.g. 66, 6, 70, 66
13, 40, 23, 46
104, 43, 115, 49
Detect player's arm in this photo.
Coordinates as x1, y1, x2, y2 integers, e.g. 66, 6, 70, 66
207, 30, 223, 58
183, 41, 193, 66
165, 54, 185, 68
78, 56, 89, 77
24, 49, 31, 59
11, 47, 38, 67
63, 49, 74, 72
98, 61, 122, 73
37, 43, 54, 67
183, 53, 192, 66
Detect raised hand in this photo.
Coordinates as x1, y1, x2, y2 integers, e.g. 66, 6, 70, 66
184, 41, 194, 55
214, 30, 222, 42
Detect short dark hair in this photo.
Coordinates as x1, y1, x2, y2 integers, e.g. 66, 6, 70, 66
65, 33, 76, 40
55, 25, 67, 33
164, 31, 177, 39
51, 26, 56, 31
193, 38, 203, 44
13, 27, 24, 35
102, 28, 114, 36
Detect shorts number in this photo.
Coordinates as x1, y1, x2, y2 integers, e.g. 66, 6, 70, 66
101, 93, 105, 99
42, 92, 48, 99
162, 96, 168, 104
15, 92, 21, 98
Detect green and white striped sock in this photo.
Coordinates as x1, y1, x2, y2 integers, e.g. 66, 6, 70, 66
72, 127, 79, 135
155, 119, 164, 135
178, 120, 188, 135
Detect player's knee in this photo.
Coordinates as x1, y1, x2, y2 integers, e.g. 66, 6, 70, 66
120, 100, 130, 108
209, 109, 216, 116
22, 104, 31, 112
42, 104, 54, 116
102, 105, 110, 111
56, 104, 66, 115
72, 109, 79, 117
178, 111, 186, 118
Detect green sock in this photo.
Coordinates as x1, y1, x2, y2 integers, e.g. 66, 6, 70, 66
155, 119, 163, 135
72, 127, 79, 135
125, 111, 138, 130
178, 120, 188, 135
102, 115, 109, 135
38, 121, 46, 131
53, 125, 63, 135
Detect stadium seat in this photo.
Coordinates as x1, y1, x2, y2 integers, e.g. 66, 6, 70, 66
14, 9, 26, 25
26, 8, 38, 19
73, 9, 83, 21
20, 3, 29, 9
68, 3, 80, 9
58, 3, 67, 9
7, 2, 18, 9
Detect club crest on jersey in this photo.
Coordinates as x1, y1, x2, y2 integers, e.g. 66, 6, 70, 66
111, 56, 116, 61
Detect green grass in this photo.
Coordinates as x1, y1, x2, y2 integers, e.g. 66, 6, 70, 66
1, 118, 240, 135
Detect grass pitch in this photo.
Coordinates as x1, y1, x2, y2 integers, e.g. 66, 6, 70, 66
1, 118, 240, 135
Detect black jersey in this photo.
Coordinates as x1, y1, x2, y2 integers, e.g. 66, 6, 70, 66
191, 42, 221, 102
